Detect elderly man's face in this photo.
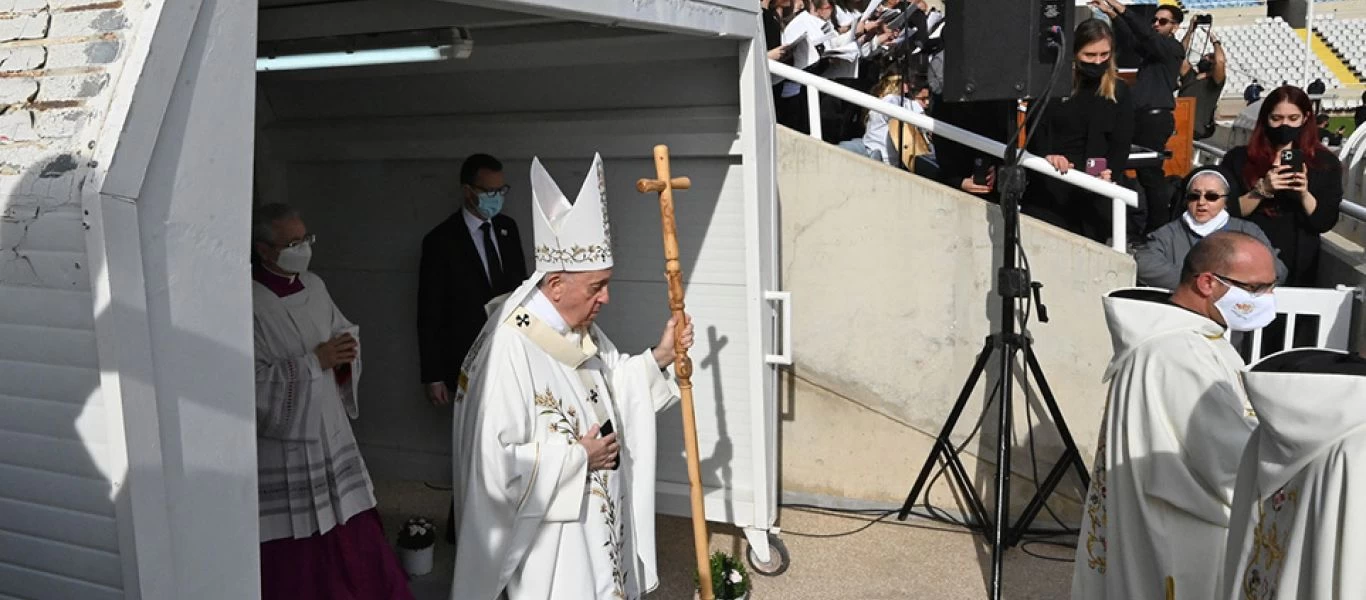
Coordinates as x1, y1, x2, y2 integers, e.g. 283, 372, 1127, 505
255, 216, 309, 272
546, 269, 612, 329
1185, 174, 1229, 224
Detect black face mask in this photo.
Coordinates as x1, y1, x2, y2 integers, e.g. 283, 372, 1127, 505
1076, 61, 1107, 81
1266, 124, 1302, 146
1196, 58, 1213, 74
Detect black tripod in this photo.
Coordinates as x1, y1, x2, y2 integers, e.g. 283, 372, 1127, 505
895, 144, 1091, 600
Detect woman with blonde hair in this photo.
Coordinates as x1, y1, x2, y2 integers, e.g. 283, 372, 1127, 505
1025, 18, 1135, 243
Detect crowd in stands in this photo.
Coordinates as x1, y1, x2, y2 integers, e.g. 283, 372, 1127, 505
764, 0, 1345, 300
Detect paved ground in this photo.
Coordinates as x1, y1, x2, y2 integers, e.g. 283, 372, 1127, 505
377, 480, 1076, 599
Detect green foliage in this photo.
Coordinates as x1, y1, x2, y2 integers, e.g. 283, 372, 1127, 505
695, 551, 750, 599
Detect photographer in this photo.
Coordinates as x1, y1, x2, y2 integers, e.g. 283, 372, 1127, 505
1179, 22, 1225, 140
1025, 19, 1135, 244
1219, 86, 1342, 287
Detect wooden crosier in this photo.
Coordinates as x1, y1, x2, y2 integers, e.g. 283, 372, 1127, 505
636, 145, 713, 600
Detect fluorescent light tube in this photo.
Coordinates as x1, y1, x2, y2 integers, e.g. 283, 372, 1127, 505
256, 45, 450, 72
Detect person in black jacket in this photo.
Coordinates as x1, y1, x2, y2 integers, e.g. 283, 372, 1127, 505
1026, 18, 1136, 244
417, 154, 528, 541
1219, 86, 1342, 287
1092, 0, 1185, 234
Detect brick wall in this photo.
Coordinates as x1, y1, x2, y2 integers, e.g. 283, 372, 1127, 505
0, 0, 133, 289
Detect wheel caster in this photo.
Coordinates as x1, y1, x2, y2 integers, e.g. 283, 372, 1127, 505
745, 533, 790, 576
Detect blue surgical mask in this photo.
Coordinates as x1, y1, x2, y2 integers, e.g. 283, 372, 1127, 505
476, 191, 504, 219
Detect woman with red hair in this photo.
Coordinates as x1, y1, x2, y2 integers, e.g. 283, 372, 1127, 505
1219, 86, 1342, 286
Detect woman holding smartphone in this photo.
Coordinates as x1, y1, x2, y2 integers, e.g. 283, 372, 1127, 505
1219, 85, 1342, 287
1027, 19, 1135, 244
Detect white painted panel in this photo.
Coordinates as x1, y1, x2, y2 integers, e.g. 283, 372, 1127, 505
0, 464, 115, 517
0, 360, 99, 406
0, 431, 108, 480
0, 529, 121, 589
0, 562, 121, 600
480, 0, 760, 37
0, 497, 120, 553
0, 323, 98, 370
0, 285, 94, 330
0, 395, 95, 444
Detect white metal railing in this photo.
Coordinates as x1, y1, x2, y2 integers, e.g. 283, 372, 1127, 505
768, 60, 1140, 253
1192, 140, 1366, 223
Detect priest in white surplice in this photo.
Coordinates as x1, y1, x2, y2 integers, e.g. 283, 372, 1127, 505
449, 153, 693, 600
1219, 349, 1366, 599
1074, 231, 1278, 600
251, 203, 411, 599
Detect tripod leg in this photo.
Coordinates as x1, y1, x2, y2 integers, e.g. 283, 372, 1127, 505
1007, 340, 1093, 545
989, 342, 1016, 600
897, 337, 997, 521
1025, 342, 1091, 488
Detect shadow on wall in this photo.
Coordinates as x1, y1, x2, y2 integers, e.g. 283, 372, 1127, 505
0, 152, 259, 598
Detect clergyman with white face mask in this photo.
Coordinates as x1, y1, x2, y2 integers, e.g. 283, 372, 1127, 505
250, 204, 415, 599
1073, 231, 1277, 600
1134, 166, 1287, 291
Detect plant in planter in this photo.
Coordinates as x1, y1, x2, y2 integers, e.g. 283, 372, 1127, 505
697, 551, 751, 600
396, 516, 437, 576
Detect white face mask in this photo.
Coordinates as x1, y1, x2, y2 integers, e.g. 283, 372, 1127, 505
275, 242, 312, 274
1213, 277, 1277, 332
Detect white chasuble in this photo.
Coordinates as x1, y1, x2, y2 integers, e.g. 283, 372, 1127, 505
1219, 351, 1366, 600
252, 272, 375, 542
1073, 289, 1257, 600
450, 284, 679, 600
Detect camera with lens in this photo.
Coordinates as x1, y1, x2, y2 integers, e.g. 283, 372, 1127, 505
1194, 14, 1213, 26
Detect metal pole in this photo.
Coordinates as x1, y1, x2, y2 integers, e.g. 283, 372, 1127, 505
806, 86, 822, 140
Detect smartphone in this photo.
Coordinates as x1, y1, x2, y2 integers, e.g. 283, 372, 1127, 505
972, 158, 990, 186
598, 420, 619, 470
1279, 148, 1303, 172
1085, 157, 1107, 177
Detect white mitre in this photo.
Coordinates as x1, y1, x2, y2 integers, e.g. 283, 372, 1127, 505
531, 153, 613, 273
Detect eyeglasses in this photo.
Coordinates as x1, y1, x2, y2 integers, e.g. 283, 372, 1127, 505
1185, 192, 1226, 202
1212, 273, 1276, 296
278, 234, 315, 249
471, 184, 511, 195
914, 94, 931, 102
1153, 17, 1172, 26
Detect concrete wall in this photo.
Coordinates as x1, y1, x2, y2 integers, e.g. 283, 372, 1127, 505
776, 130, 1136, 519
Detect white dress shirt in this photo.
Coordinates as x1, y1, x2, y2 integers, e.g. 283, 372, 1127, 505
463, 208, 504, 283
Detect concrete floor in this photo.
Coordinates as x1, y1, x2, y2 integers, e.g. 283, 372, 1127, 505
376, 480, 1075, 600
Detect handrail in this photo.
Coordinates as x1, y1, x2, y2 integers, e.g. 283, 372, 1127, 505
1193, 140, 1366, 223
769, 60, 1139, 253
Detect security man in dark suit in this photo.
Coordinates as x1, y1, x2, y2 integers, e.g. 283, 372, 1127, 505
417, 153, 528, 541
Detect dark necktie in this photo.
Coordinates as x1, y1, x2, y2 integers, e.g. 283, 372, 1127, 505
480, 222, 505, 291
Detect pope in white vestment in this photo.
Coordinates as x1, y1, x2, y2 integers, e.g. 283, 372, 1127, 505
1220, 349, 1366, 600
1073, 287, 1258, 600
449, 154, 691, 600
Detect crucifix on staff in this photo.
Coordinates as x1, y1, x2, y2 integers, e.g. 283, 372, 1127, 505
636, 145, 716, 600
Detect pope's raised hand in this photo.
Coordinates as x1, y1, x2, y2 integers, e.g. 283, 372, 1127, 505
651, 313, 695, 369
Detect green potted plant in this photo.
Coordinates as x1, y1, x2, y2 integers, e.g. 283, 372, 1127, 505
697, 551, 751, 600
396, 516, 436, 576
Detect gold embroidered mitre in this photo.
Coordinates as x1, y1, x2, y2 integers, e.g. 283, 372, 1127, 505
530, 153, 613, 272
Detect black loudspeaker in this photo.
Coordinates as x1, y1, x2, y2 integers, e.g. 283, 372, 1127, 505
942, 0, 1072, 103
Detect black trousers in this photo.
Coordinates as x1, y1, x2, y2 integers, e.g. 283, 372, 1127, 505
1133, 109, 1175, 235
